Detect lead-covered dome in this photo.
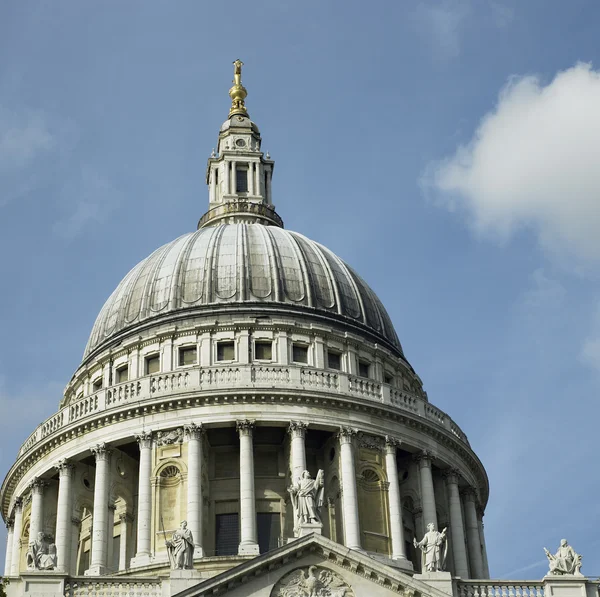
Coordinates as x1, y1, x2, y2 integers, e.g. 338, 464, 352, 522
84, 224, 402, 359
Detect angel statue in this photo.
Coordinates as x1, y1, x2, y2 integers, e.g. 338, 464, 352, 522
273, 565, 352, 597
544, 539, 583, 576
414, 523, 448, 572
288, 469, 325, 530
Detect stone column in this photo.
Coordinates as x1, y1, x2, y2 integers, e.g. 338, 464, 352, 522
185, 423, 205, 558
415, 452, 438, 531
10, 498, 23, 576
477, 507, 490, 578
131, 431, 153, 567
5, 519, 14, 576
384, 437, 408, 561
118, 514, 131, 571
55, 459, 76, 573
230, 161, 237, 193
338, 428, 361, 550
463, 488, 485, 579
444, 469, 469, 578
254, 161, 261, 196
237, 420, 259, 555
210, 166, 217, 202
85, 443, 112, 576
288, 421, 307, 484
223, 162, 230, 195
265, 168, 272, 203
248, 163, 255, 195
28, 478, 47, 541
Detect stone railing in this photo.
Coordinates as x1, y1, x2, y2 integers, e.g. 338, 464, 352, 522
457, 581, 545, 597
64, 578, 163, 597
16, 364, 470, 458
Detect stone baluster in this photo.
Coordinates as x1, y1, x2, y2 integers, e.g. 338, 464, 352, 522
415, 451, 438, 531
338, 427, 361, 550
444, 468, 470, 578
477, 507, 490, 578
85, 443, 112, 576
131, 431, 153, 567
28, 478, 47, 542
55, 459, 76, 573
463, 488, 485, 578
288, 421, 308, 484
4, 519, 14, 576
384, 436, 408, 562
118, 514, 132, 571
10, 498, 23, 576
185, 423, 205, 558
237, 420, 259, 555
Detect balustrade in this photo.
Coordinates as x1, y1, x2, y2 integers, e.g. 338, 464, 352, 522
348, 375, 381, 399
106, 381, 142, 406
64, 578, 163, 597
151, 371, 190, 393
457, 582, 544, 597
252, 366, 290, 384
301, 368, 338, 389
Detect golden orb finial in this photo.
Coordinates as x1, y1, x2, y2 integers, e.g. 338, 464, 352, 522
229, 59, 248, 118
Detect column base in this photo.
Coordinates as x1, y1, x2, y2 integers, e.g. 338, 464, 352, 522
84, 565, 110, 576
414, 571, 453, 595
238, 542, 260, 556
129, 553, 154, 568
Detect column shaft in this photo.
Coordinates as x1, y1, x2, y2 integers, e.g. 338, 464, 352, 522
4, 522, 14, 576
210, 167, 217, 202
86, 443, 112, 575
463, 489, 485, 578
338, 428, 361, 550
223, 162, 230, 195
118, 515, 130, 571
417, 453, 438, 530
10, 499, 23, 576
477, 512, 490, 578
185, 424, 204, 558
445, 471, 469, 578
230, 161, 237, 193
384, 438, 408, 561
288, 422, 307, 484
55, 460, 75, 573
133, 432, 153, 563
237, 420, 259, 555
29, 480, 46, 541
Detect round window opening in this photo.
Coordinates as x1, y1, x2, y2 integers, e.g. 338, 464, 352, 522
329, 447, 336, 462
235, 138, 245, 147
82, 474, 92, 490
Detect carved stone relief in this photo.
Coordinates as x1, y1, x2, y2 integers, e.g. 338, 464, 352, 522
271, 566, 354, 597
156, 428, 184, 446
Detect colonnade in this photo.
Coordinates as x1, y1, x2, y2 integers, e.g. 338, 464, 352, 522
3, 424, 488, 578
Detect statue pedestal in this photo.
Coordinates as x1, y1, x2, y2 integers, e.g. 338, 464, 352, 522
543, 575, 588, 597
169, 569, 204, 595
414, 571, 453, 595
20, 572, 67, 597
297, 522, 323, 537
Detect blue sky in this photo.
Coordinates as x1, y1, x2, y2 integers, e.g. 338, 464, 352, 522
1, 0, 600, 579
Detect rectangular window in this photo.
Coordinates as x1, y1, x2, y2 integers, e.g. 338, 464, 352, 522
217, 341, 235, 362
257, 512, 281, 554
145, 355, 160, 375
327, 351, 341, 370
215, 513, 239, 556
358, 360, 370, 378
179, 346, 197, 367
236, 168, 248, 192
384, 374, 393, 385
255, 341, 273, 361
116, 365, 128, 383
92, 378, 103, 392
292, 344, 308, 364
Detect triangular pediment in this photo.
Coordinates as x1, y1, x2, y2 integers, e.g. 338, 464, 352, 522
174, 534, 451, 597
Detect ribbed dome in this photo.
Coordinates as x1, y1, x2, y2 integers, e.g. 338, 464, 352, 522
84, 224, 403, 358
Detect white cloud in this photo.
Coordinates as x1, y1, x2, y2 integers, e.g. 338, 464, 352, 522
422, 63, 600, 270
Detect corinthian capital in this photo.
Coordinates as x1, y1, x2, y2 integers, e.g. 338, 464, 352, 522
28, 477, 49, 494
384, 435, 401, 454
55, 459, 76, 478
136, 431, 154, 450
413, 450, 433, 468
288, 421, 308, 439
442, 468, 461, 486
337, 427, 357, 445
236, 419, 255, 436
91, 442, 112, 462
184, 423, 205, 441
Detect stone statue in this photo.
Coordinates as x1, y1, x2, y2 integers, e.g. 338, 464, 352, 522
414, 523, 448, 572
544, 539, 583, 576
272, 565, 354, 597
166, 521, 194, 569
26, 532, 57, 571
288, 469, 325, 528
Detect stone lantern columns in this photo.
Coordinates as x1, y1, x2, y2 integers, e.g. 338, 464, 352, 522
4, 519, 14, 576
85, 443, 112, 576
384, 437, 408, 562
338, 428, 361, 551
444, 469, 469, 578
131, 432, 153, 567
185, 423, 205, 558
237, 420, 259, 555
55, 459, 76, 573
10, 498, 23, 576
415, 451, 438, 531
463, 488, 485, 578
288, 421, 308, 483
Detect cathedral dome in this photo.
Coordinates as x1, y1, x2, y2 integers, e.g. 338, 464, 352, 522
84, 224, 403, 359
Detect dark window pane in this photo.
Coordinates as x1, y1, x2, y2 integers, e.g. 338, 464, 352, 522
217, 341, 235, 361
255, 341, 272, 360
92, 379, 103, 392
179, 347, 197, 366
327, 351, 341, 370
236, 168, 248, 192
292, 344, 308, 363
116, 366, 128, 383
358, 361, 370, 378
257, 512, 280, 554
146, 355, 160, 375
215, 513, 239, 556
384, 375, 393, 385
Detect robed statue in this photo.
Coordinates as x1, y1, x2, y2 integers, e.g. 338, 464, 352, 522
166, 521, 194, 569
414, 523, 448, 572
26, 532, 57, 570
544, 539, 583, 576
288, 469, 325, 531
